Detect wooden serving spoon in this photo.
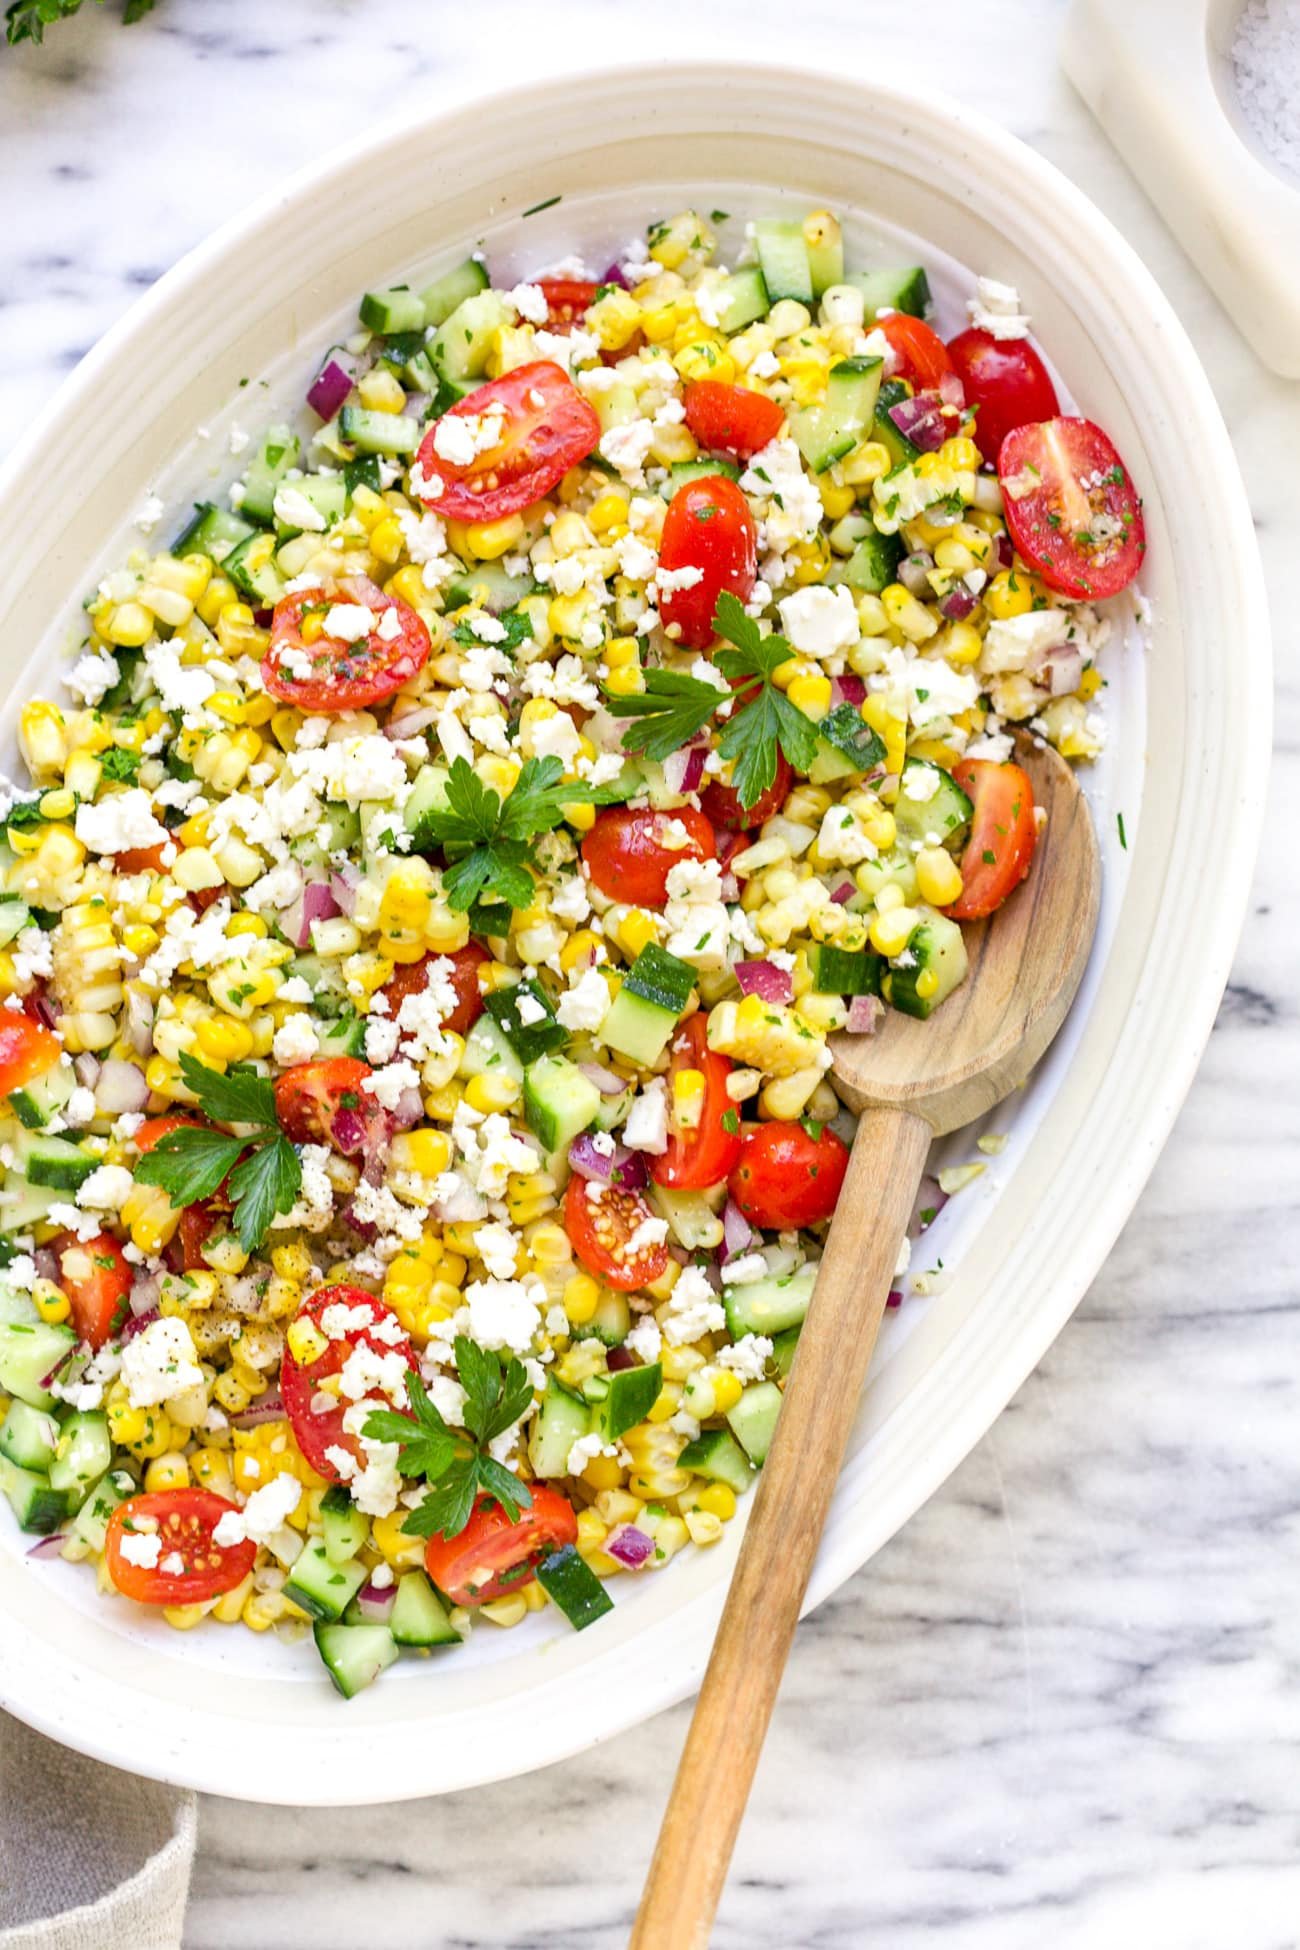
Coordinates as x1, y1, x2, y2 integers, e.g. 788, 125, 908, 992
629, 736, 1100, 1949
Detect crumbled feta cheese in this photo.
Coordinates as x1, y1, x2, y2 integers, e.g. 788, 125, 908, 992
662, 1266, 726, 1346
432, 407, 505, 467
76, 1164, 134, 1212
567, 1431, 617, 1477
212, 1471, 302, 1548
65, 648, 120, 707
11, 928, 53, 986
273, 484, 329, 532
508, 282, 549, 324
272, 1014, 319, 1066
464, 1277, 541, 1355
121, 1316, 204, 1409
740, 438, 823, 550
363, 1059, 421, 1112
320, 603, 376, 642
556, 966, 610, 1032
625, 1314, 662, 1363
719, 1252, 767, 1286
530, 711, 583, 768
623, 1078, 669, 1154
967, 275, 1031, 340
980, 608, 1069, 675
599, 419, 656, 487
717, 1334, 772, 1381
75, 789, 169, 857
778, 583, 860, 660
118, 1530, 162, 1568
476, 1223, 520, 1281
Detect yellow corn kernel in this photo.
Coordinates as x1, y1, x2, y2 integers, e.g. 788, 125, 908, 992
937, 619, 983, 666
587, 287, 643, 351
563, 1273, 600, 1326
1078, 666, 1102, 701
144, 1452, 191, 1493
162, 1602, 212, 1631
915, 847, 964, 906
983, 569, 1033, 620
786, 673, 833, 720
393, 1129, 453, 1179
603, 665, 644, 698
103, 601, 154, 648
480, 1593, 529, 1629
587, 489, 630, 536
33, 1282, 71, 1325
464, 1071, 521, 1116
697, 1481, 738, 1521
710, 1370, 744, 1415
286, 1316, 329, 1366
583, 1453, 625, 1491
616, 908, 659, 960
671, 1066, 706, 1133
372, 1508, 425, 1570
915, 968, 940, 1002
869, 905, 919, 958
212, 1573, 254, 1624
462, 513, 525, 560
840, 441, 891, 487
882, 583, 940, 643
818, 477, 855, 519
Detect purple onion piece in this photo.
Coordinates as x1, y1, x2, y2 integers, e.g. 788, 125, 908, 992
886, 1289, 904, 1310
734, 960, 794, 1006
328, 866, 360, 917
33, 1247, 59, 1283
898, 552, 935, 599
384, 705, 440, 743
605, 1524, 655, 1568
231, 1390, 285, 1429
297, 880, 340, 950
996, 532, 1015, 569
606, 1345, 637, 1372
307, 358, 355, 421
568, 1134, 648, 1190
832, 673, 866, 708
578, 1061, 628, 1097
600, 263, 630, 290
331, 1107, 369, 1156
354, 1582, 397, 1625
120, 1306, 160, 1343
1046, 647, 1084, 696
940, 584, 978, 621
846, 994, 884, 1036
887, 391, 949, 453
938, 368, 966, 410
73, 1054, 101, 1089
26, 1533, 67, 1559
829, 878, 856, 906
721, 1197, 755, 1264
390, 1087, 425, 1132
94, 1058, 149, 1115
128, 1275, 160, 1318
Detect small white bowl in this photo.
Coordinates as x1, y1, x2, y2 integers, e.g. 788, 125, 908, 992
0, 60, 1270, 1805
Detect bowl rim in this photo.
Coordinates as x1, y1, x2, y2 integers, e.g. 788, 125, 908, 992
0, 56, 1271, 1803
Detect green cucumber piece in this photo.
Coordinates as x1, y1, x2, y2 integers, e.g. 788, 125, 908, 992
9, 1061, 74, 1132
591, 1362, 661, 1442
273, 474, 346, 539
751, 220, 814, 305
599, 989, 675, 1066
442, 561, 536, 614
723, 1266, 817, 1339
843, 527, 904, 593
313, 1621, 399, 1699
679, 1428, 754, 1496
726, 1380, 783, 1465
0, 1170, 65, 1234
404, 762, 451, 843
661, 458, 740, 500
390, 1569, 460, 1646
484, 980, 567, 1066
584, 1289, 631, 1349
712, 264, 771, 335
623, 944, 695, 1015
283, 1541, 370, 1623
0, 1455, 67, 1534
339, 406, 421, 457
849, 265, 932, 321
536, 1542, 614, 1630
316, 1016, 366, 1060
872, 378, 922, 471
816, 703, 886, 778
0, 900, 32, 949
892, 761, 974, 854
319, 1484, 371, 1568
769, 1324, 800, 1380
431, 291, 513, 387
48, 1410, 111, 1507
458, 1014, 525, 1087
222, 533, 287, 608
237, 425, 301, 527
359, 285, 426, 335
885, 910, 969, 1020
13, 1130, 94, 1193
172, 501, 256, 563
806, 221, 845, 299
71, 1467, 135, 1552
522, 1056, 601, 1154
0, 1398, 60, 1471
0, 1320, 77, 1410
808, 943, 883, 996
420, 256, 490, 328
791, 355, 884, 474
528, 1379, 592, 1480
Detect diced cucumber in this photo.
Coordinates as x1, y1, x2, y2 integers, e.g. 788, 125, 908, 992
390, 1569, 460, 1647
650, 1184, 724, 1253
0, 1170, 65, 1234
458, 1014, 524, 1087
751, 220, 814, 305
404, 762, 451, 844
584, 1289, 631, 1349
172, 501, 256, 563
590, 1361, 661, 1442
420, 256, 490, 328
808, 943, 883, 997
0, 1282, 38, 1327
599, 988, 677, 1067
815, 702, 886, 779
0, 1398, 60, 1471
624, 944, 695, 1015
339, 406, 422, 457
769, 1324, 800, 1380
283, 1540, 370, 1623
790, 356, 884, 474
285, 953, 351, 1010
273, 474, 346, 539
892, 761, 974, 854
484, 979, 566, 1067
712, 264, 771, 335
885, 910, 969, 1020
591, 1085, 634, 1134
442, 561, 537, 613
12, 1130, 94, 1193
522, 1056, 601, 1155
0, 1455, 67, 1534
431, 291, 514, 388
9, 1060, 74, 1131
528, 1378, 592, 1479
0, 899, 32, 949
222, 532, 287, 607
872, 378, 922, 470
723, 1265, 817, 1339
806, 222, 845, 299
48, 1410, 111, 1508
71, 1467, 135, 1552
843, 527, 903, 593
536, 1542, 614, 1630
343, 453, 380, 501
0, 1320, 77, 1410
679, 1427, 754, 1496
660, 458, 740, 500
313, 1621, 399, 1699
313, 1015, 365, 1060
359, 285, 426, 335
849, 265, 932, 321
726, 1380, 783, 1465
319, 1483, 370, 1568
238, 425, 301, 527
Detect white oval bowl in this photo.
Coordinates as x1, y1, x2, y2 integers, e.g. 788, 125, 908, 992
0, 61, 1269, 1804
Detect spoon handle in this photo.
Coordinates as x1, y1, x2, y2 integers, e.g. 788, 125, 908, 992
629, 1105, 932, 1950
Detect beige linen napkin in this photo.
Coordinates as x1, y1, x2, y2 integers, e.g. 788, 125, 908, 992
0, 1712, 195, 1950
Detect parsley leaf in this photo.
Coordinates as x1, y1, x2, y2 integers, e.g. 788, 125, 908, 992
712, 593, 821, 806
133, 1053, 300, 1249
6, 0, 154, 44
226, 1136, 302, 1253
414, 756, 618, 914
363, 1372, 459, 1481
99, 746, 141, 784
603, 667, 723, 762
134, 1127, 244, 1207
174, 1050, 278, 1130
367, 1341, 536, 1540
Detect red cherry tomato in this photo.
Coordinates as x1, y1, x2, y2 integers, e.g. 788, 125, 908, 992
177, 1203, 221, 1273
424, 1488, 578, 1608
650, 1015, 742, 1192
413, 362, 600, 524
998, 417, 1145, 600
581, 806, 716, 910
727, 1120, 850, 1230
113, 843, 170, 874
873, 313, 955, 390
380, 941, 488, 1039
657, 475, 757, 650
273, 1058, 379, 1158
700, 751, 793, 832
946, 759, 1038, 921
563, 1175, 670, 1292
683, 381, 784, 462
50, 1230, 131, 1349
280, 1285, 414, 1483
105, 1490, 256, 1605
536, 278, 599, 327
263, 576, 430, 713
134, 1114, 201, 1153
0, 1016, 60, 1099
944, 327, 1060, 467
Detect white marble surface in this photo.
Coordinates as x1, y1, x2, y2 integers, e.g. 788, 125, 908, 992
1, 2, 1296, 1944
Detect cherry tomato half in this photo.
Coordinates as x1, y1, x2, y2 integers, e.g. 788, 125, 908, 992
700, 751, 793, 832
113, 843, 171, 874
273, 1058, 378, 1158
263, 576, 430, 713
380, 941, 489, 1039
683, 381, 784, 462
280, 1285, 414, 1482
424, 1488, 578, 1608
873, 313, 955, 391
946, 759, 1038, 921
650, 1015, 742, 1192
563, 1175, 670, 1292
536, 277, 599, 327
413, 362, 600, 524
657, 475, 757, 650
50, 1230, 131, 1349
0, 1016, 60, 1100
944, 327, 1059, 467
727, 1120, 849, 1230
582, 806, 716, 910
998, 417, 1145, 600
105, 1489, 256, 1605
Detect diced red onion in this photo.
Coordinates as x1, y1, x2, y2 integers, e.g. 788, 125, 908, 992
832, 673, 866, 708
661, 741, 708, 796
578, 1061, 628, 1097
29, 991, 59, 1031
938, 369, 966, 410
72, 1055, 100, 1089
829, 878, 856, 905
719, 872, 739, 902
888, 391, 949, 453
899, 552, 934, 599
605, 1524, 654, 1568
354, 1581, 397, 1624
331, 1107, 369, 1156
909, 1174, 949, 1237
33, 1247, 58, 1283
120, 1306, 159, 1342
390, 1087, 425, 1131
94, 1059, 149, 1115
230, 1390, 286, 1429
328, 866, 360, 917
721, 1197, 755, 1263
940, 584, 977, 621
298, 880, 340, 949
568, 1133, 648, 1190
1045, 647, 1084, 696
253, 607, 274, 629
606, 1345, 637, 1372
128, 1275, 160, 1318
846, 994, 884, 1035
26, 1533, 66, 1559
885, 1289, 904, 1310
734, 960, 793, 1005
995, 532, 1015, 569
600, 263, 630, 290
306, 358, 355, 421
383, 705, 440, 742
125, 990, 154, 1058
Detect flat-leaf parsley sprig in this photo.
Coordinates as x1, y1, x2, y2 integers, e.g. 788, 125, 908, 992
363, 1337, 535, 1540
411, 755, 622, 915
134, 1051, 301, 1252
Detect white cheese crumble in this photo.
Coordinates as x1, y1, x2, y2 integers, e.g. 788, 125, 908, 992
121, 1316, 204, 1409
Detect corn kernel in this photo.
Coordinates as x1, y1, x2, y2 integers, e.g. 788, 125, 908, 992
915, 847, 964, 906
709, 1371, 745, 1415
697, 1481, 738, 1520
563, 1273, 600, 1326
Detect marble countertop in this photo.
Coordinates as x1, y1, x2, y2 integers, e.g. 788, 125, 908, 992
1, 1, 1295, 1943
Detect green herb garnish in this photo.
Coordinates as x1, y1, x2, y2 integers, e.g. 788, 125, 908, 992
412, 755, 617, 914
364, 1340, 535, 1541
134, 1052, 301, 1251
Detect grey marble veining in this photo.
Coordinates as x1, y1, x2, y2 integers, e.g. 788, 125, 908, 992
1, 1, 1297, 1944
